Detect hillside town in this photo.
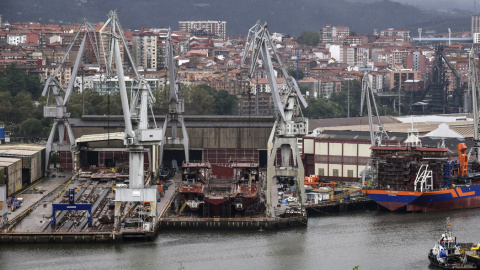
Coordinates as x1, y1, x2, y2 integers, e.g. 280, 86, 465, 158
0, 14, 478, 121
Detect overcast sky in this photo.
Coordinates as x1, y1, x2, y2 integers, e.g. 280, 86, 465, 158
349, 0, 477, 12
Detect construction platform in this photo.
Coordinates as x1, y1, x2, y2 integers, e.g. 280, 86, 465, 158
0, 171, 308, 243
0, 169, 176, 243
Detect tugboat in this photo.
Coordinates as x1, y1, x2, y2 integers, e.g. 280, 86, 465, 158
428, 218, 476, 269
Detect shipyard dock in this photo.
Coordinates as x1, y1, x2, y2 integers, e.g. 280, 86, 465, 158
0, 168, 177, 242
0, 169, 314, 243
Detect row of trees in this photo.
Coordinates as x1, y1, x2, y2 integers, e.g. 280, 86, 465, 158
0, 64, 48, 138
303, 80, 397, 119
67, 83, 238, 118
1, 64, 398, 139
0, 64, 238, 139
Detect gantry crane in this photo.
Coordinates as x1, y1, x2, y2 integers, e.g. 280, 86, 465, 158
159, 29, 189, 167
241, 22, 308, 218
42, 20, 101, 174
468, 48, 480, 165
99, 11, 161, 230
360, 72, 389, 185
360, 72, 389, 147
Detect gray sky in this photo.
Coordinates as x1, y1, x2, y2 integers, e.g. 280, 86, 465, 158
349, 0, 476, 12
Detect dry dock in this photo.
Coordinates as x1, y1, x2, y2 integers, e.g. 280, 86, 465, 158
0, 171, 309, 243
0, 170, 175, 243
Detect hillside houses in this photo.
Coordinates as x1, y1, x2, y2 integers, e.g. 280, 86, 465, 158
0, 20, 477, 116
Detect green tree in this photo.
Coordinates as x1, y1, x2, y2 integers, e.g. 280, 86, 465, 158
97, 92, 122, 115
67, 91, 85, 118
12, 91, 35, 123
303, 98, 344, 118
330, 80, 363, 117
297, 31, 320, 46
20, 118, 43, 137
212, 89, 237, 115
0, 92, 13, 123
288, 69, 304, 80
0, 63, 42, 98
185, 84, 215, 114
152, 85, 169, 115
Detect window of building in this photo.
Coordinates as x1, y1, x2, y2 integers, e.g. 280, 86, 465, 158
347, 170, 353, 177
318, 168, 325, 176
333, 169, 339, 176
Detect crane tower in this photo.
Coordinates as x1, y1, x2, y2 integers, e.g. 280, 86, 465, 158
242, 22, 308, 218
159, 29, 189, 167
99, 11, 162, 230
42, 20, 101, 173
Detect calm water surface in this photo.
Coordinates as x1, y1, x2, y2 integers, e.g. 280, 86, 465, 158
3, 209, 480, 270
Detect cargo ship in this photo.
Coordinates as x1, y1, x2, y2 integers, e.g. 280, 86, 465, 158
362, 131, 480, 212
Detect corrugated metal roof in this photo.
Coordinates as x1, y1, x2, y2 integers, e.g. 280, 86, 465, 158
70, 115, 275, 129
308, 116, 401, 132
0, 157, 22, 164
75, 132, 125, 143
0, 144, 45, 151
0, 161, 16, 167
306, 129, 466, 154
0, 149, 37, 156
452, 126, 473, 138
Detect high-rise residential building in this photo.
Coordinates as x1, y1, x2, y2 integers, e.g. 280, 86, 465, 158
132, 32, 158, 71
406, 51, 426, 76
473, 14, 480, 34
178, 21, 226, 40
319, 25, 350, 43
472, 15, 480, 43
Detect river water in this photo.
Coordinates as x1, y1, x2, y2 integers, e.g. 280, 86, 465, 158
3, 209, 480, 270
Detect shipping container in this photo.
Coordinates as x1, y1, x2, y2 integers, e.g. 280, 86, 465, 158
0, 148, 44, 184
0, 144, 46, 179
0, 157, 22, 196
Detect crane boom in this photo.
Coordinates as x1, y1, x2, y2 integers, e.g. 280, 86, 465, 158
100, 11, 161, 230
361, 72, 389, 146
468, 48, 480, 163
241, 21, 307, 219
159, 29, 189, 166
41, 20, 101, 173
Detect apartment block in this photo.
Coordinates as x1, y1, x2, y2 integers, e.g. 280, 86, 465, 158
132, 32, 158, 71
379, 28, 411, 42
179, 21, 226, 40
319, 25, 350, 43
